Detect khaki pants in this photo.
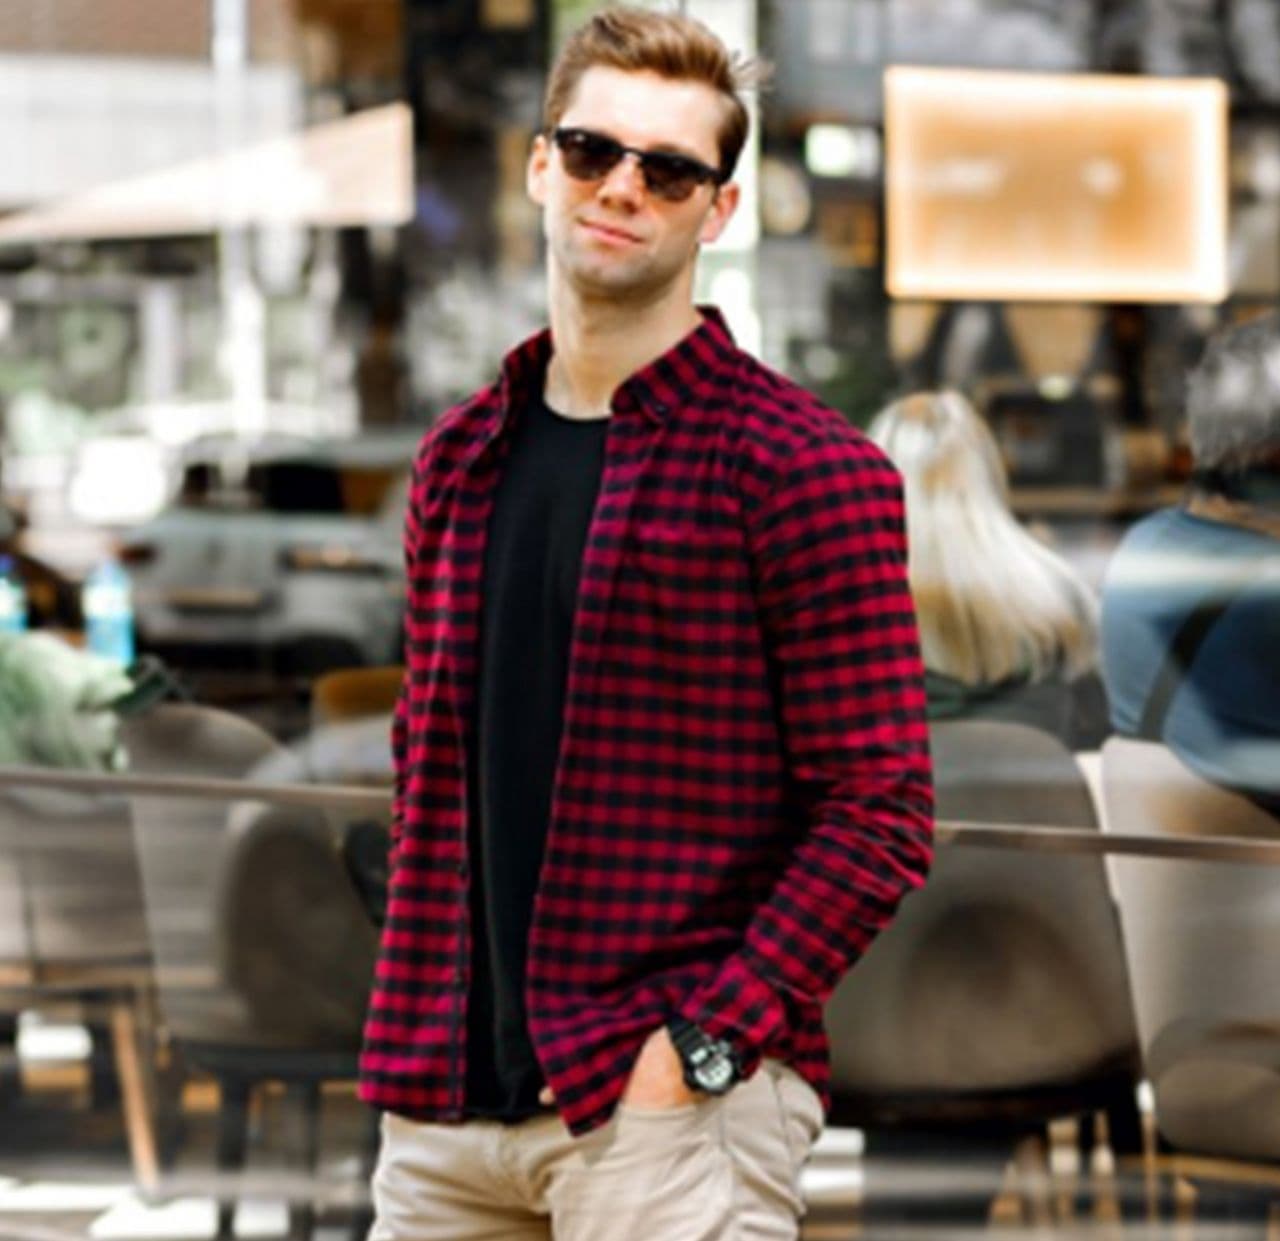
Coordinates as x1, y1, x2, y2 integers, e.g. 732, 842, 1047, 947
368, 1060, 824, 1241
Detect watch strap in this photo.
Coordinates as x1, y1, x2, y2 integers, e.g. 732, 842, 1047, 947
666, 1015, 705, 1059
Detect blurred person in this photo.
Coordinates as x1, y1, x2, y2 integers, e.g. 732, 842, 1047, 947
360, 9, 933, 1239
0, 632, 133, 771
868, 390, 1108, 749
1101, 313, 1280, 816
0, 505, 161, 769
0, 504, 82, 632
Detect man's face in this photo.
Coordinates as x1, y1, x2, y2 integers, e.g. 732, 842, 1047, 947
527, 66, 739, 304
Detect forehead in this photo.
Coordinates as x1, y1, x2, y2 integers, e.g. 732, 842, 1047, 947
559, 66, 724, 166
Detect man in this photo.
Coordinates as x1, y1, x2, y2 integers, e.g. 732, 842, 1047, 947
1102, 313, 1280, 816
361, 9, 933, 1238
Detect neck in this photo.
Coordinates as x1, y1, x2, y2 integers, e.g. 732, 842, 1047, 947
544, 269, 702, 419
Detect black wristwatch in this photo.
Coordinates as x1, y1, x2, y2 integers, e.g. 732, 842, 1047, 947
666, 1016, 742, 1096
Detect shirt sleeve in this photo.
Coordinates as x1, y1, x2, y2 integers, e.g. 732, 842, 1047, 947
389, 447, 430, 852
674, 432, 934, 1076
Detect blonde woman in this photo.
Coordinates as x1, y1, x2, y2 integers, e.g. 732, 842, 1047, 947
867, 389, 1108, 747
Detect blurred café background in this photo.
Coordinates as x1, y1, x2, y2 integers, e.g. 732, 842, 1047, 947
0, 0, 1278, 1237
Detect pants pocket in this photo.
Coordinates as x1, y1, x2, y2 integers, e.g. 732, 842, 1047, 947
716, 1062, 821, 1233
766, 1061, 824, 1166
549, 1100, 735, 1241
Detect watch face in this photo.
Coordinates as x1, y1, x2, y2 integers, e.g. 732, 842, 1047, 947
693, 1054, 736, 1093
672, 1021, 740, 1095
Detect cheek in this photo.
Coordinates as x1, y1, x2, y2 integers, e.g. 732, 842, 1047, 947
541, 190, 582, 251
542, 170, 584, 214
675, 209, 714, 251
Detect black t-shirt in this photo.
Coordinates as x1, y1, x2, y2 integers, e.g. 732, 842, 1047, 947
463, 395, 609, 1119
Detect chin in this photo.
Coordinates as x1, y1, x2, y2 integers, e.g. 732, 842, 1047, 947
576, 255, 687, 299
572, 265, 656, 298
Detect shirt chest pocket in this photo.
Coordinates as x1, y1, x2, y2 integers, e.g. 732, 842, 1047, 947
624, 520, 748, 628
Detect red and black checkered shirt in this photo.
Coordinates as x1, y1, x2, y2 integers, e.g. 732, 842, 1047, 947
359, 310, 934, 1136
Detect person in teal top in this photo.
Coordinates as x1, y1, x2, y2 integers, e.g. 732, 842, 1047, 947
1101, 313, 1280, 817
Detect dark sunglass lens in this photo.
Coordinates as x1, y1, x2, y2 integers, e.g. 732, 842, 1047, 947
641, 154, 705, 201
558, 130, 623, 181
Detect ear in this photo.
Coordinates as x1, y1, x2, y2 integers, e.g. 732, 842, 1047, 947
698, 180, 740, 246
527, 133, 550, 207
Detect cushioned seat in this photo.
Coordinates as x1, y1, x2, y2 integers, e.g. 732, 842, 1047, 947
0, 785, 153, 1182
826, 719, 1139, 1129
1099, 736, 1280, 1162
122, 703, 379, 1239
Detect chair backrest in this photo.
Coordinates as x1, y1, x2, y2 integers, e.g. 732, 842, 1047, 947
311, 665, 404, 729
122, 703, 371, 1052
0, 787, 147, 974
826, 719, 1138, 1114
0, 803, 30, 979
218, 800, 376, 1046
1099, 736, 1280, 1160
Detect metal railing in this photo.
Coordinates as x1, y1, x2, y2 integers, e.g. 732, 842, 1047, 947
1, 762, 1277, 864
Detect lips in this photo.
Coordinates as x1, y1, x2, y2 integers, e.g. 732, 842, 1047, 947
580, 218, 642, 245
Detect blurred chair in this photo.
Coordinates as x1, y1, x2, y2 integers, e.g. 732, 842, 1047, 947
826, 720, 1140, 1139
0, 785, 157, 1183
1099, 737, 1280, 1162
121, 703, 379, 1240
310, 664, 404, 729
304, 665, 400, 795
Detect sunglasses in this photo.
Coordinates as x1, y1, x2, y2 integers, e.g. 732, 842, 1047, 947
550, 126, 726, 203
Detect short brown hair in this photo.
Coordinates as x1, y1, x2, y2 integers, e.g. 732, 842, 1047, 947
544, 6, 766, 179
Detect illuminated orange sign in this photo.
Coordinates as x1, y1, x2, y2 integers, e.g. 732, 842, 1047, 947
884, 67, 1227, 302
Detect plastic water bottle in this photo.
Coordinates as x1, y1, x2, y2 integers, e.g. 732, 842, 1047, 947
83, 559, 135, 666
0, 555, 27, 634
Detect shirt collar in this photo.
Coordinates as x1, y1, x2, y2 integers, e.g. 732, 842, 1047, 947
494, 305, 738, 429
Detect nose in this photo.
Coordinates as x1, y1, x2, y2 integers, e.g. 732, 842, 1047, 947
597, 151, 646, 205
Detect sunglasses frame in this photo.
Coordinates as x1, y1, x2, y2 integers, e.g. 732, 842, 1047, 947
550, 126, 727, 202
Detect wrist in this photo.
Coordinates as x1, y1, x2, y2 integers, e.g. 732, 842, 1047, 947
665, 1016, 742, 1095
671, 956, 786, 1085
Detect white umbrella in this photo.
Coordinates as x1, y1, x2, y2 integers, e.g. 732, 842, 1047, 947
0, 102, 414, 243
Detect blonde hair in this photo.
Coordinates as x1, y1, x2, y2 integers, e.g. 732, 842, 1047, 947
544, 6, 768, 179
867, 390, 1099, 686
